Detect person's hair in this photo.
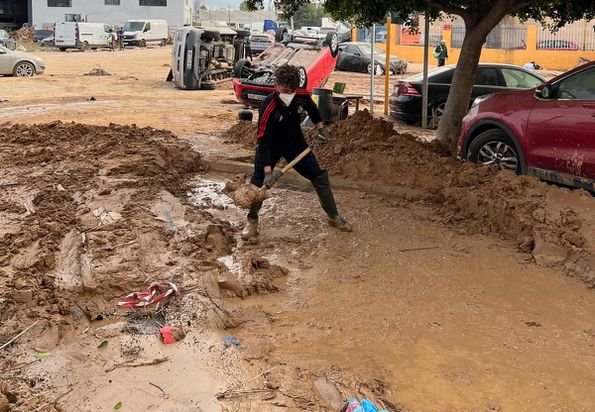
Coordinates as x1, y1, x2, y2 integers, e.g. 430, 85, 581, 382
274, 64, 300, 89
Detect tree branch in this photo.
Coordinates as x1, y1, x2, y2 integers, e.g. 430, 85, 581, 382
424, 0, 469, 18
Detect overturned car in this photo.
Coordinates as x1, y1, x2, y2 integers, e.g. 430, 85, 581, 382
170, 26, 249, 90
232, 31, 340, 106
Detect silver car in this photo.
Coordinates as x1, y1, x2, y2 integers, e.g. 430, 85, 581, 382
0, 46, 45, 77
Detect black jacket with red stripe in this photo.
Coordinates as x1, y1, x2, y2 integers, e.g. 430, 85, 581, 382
256, 91, 322, 168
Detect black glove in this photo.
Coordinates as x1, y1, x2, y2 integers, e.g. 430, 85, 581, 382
316, 127, 331, 145
263, 172, 275, 189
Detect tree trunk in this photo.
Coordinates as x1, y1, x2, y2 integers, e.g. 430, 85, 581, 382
435, 0, 517, 152
436, 28, 486, 151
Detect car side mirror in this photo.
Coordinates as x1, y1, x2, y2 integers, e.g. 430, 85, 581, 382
354, 52, 360, 56
540, 84, 553, 99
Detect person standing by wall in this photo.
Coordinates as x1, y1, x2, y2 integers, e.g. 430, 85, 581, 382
434, 39, 448, 67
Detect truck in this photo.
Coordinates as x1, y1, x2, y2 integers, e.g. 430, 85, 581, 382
54, 22, 112, 51
122, 19, 168, 47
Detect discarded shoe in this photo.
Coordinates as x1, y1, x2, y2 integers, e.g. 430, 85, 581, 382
328, 215, 352, 232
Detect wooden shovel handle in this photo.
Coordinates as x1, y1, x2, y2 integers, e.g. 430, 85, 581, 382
280, 146, 312, 174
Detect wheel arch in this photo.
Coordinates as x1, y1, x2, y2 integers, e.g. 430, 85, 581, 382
13, 59, 37, 74
464, 119, 527, 174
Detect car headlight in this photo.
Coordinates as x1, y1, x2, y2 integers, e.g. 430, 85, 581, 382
471, 94, 493, 108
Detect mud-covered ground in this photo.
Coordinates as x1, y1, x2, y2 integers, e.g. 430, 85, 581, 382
1, 48, 594, 412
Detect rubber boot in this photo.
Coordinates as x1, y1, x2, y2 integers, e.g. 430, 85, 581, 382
311, 171, 352, 232
241, 218, 259, 240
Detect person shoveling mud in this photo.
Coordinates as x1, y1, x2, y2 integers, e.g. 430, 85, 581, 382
233, 64, 352, 240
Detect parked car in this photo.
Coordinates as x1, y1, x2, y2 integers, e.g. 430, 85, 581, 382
33, 30, 53, 43
54, 22, 112, 51
336, 42, 407, 75
389, 63, 545, 124
249, 33, 274, 57
233, 32, 340, 106
0, 29, 15, 51
122, 19, 168, 47
319, 26, 351, 43
459, 61, 595, 191
537, 40, 580, 51
0, 45, 45, 77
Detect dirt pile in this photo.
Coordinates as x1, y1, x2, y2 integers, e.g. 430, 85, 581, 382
12, 27, 34, 43
222, 120, 257, 149
311, 110, 594, 284
0, 122, 242, 409
84, 66, 112, 76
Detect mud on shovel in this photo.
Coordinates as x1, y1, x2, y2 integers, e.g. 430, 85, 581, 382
229, 146, 312, 209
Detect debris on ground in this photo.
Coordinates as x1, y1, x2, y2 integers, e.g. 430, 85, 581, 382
159, 326, 186, 344
118, 282, 180, 308
84, 65, 112, 76
12, 27, 35, 44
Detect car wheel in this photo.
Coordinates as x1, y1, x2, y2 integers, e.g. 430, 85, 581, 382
467, 129, 522, 174
59, 48, 66, 52
325, 32, 339, 57
429, 101, 446, 128
14, 62, 36, 77
296, 66, 308, 88
275, 27, 288, 42
367, 63, 384, 75
160, 39, 166, 47
233, 58, 252, 78
80, 41, 89, 51
234, 29, 251, 39
140, 39, 147, 47
200, 80, 217, 90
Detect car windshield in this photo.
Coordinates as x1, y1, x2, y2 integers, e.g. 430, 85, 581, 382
0, 30, 8, 39
357, 44, 385, 55
123, 22, 145, 32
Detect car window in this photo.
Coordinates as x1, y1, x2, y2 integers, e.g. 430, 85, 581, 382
344, 45, 358, 54
475, 68, 502, 86
145, 23, 151, 32
558, 67, 595, 100
431, 70, 454, 84
501, 68, 543, 88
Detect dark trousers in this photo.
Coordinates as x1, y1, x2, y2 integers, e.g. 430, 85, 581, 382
248, 143, 328, 220
437, 58, 446, 67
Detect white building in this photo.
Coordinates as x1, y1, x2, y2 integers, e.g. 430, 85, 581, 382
31, 0, 193, 29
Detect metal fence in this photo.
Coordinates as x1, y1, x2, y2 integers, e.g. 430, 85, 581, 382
451, 24, 527, 49
537, 25, 595, 51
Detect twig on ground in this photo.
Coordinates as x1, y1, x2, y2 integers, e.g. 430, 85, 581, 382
0, 320, 40, 350
216, 388, 275, 399
105, 357, 169, 372
149, 382, 166, 396
398, 246, 440, 253
6, 358, 41, 372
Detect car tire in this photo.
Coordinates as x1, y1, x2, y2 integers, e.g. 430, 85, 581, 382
325, 32, 339, 57
160, 39, 166, 47
233, 58, 252, 78
59, 48, 66, 52
200, 80, 217, 90
80, 41, 89, 51
367, 63, 384, 75
235, 29, 251, 39
467, 129, 523, 174
296, 66, 308, 88
275, 27, 288, 42
238, 110, 253, 121
201, 30, 220, 42
13, 61, 36, 77
140, 39, 147, 47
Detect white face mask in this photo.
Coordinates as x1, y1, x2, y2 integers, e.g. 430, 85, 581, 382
278, 92, 296, 106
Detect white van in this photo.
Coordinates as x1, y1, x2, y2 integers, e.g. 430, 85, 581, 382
54, 22, 111, 51
122, 20, 168, 47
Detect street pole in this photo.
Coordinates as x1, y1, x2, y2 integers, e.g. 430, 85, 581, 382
370, 24, 376, 115
383, 15, 392, 116
421, 12, 430, 129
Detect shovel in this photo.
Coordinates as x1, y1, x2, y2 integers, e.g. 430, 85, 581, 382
229, 146, 312, 209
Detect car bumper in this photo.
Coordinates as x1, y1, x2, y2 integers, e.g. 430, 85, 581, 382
37, 65, 46, 74
233, 78, 274, 106
388, 95, 422, 123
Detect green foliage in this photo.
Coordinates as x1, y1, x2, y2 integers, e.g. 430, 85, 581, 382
240, 1, 251, 11
293, 3, 328, 28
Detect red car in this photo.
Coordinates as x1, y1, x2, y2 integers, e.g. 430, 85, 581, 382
232, 32, 339, 106
459, 60, 595, 191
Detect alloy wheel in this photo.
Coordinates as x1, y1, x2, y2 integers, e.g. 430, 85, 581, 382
477, 141, 519, 170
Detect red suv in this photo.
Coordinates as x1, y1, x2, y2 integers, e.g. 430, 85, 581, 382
459, 61, 595, 192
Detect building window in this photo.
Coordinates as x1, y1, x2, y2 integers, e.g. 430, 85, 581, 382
48, 0, 72, 6
139, 0, 167, 6
105, 0, 120, 5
